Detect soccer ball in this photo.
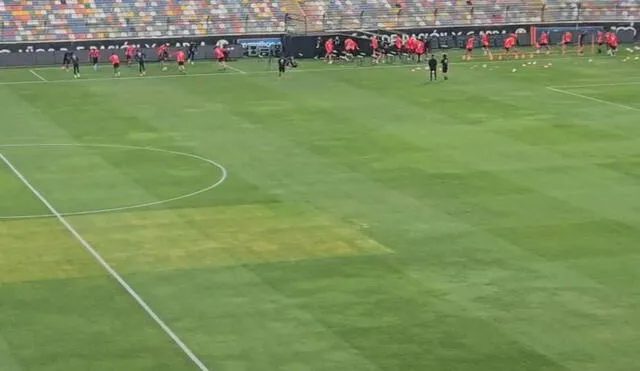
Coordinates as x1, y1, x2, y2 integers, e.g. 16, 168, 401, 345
512, 68, 517, 72
482, 64, 487, 68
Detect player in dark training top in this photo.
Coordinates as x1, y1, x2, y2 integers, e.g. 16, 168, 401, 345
577, 31, 587, 55
441, 53, 449, 80
278, 56, 286, 77
136, 50, 147, 76
62, 51, 72, 70
428, 54, 438, 81
71, 53, 80, 78
187, 43, 197, 64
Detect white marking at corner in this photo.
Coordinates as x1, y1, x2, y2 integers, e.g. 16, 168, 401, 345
0, 151, 211, 371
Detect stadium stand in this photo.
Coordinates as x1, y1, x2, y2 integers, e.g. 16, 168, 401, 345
0, 0, 637, 42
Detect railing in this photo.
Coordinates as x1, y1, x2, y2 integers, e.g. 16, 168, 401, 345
0, 1, 638, 43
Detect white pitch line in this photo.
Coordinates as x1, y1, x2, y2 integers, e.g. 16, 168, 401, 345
225, 64, 247, 74
548, 81, 640, 89
28, 69, 48, 81
546, 86, 640, 112
0, 152, 210, 371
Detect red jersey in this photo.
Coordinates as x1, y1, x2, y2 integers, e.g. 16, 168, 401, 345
345, 38, 357, 51
539, 32, 549, 45
416, 40, 425, 55
407, 37, 417, 51
109, 54, 120, 65
597, 31, 605, 44
176, 50, 186, 62
89, 49, 100, 58
214, 47, 225, 59
563, 32, 572, 43
504, 37, 515, 49
324, 39, 334, 53
157, 45, 169, 56
126, 45, 136, 56
371, 36, 379, 50
466, 37, 474, 49
395, 36, 403, 50
481, 34, 489, 47
609, 33, 619, 47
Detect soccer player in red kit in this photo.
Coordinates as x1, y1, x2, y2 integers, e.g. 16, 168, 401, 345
597, 31, 605, 54
324, 38, 334, 64
537, 31, 550, 54
89, 48, 100, 71
176, 49, 186, 73
394, 35, 403, 56
504, 36, 515, 57
109, 52, 120, 77
415, 38, 425, 62
561, 31, 572, 54
481, 33, 492, 58
214, 45, 226, 69
157, 44, 170, 71
125, 44, 136, 66
406, 36, 417, 61
344, 38, 358, 61
371, 36, 379, 54
463, 35, 475, 60
607, 32, 618, 55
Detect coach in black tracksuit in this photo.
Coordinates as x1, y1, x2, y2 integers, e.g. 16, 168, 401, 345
428, 54, 437, 81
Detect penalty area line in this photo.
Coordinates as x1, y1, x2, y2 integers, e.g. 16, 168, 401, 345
546, 86, 640, 112
29, 69, 48, 81
0, 152, 210, 371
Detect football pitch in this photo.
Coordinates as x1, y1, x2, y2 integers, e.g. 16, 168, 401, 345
1, 49, 639, 371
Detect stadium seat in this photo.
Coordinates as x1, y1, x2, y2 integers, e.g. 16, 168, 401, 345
0, 0, 637, 41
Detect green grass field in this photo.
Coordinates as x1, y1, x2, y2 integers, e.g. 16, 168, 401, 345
1, 48, 640, 371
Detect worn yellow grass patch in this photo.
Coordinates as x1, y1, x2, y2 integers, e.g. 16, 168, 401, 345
0, 219, 103, 284
66, 204, 391, 274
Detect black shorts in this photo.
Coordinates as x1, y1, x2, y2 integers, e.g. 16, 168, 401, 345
92, 57, 98, 64
217, 57, 224, 62
539, 42, 548, 47
504, 47, 511, 52
63, 58, 70, 64
126, 55, 132, 60
609, 44, 617, 50
278, 66, 285, 72
113, 63, 120, 68
466, 48, 473, 52
563, 41, 572, 45
442, 66, 448, 73
178, 61, 184, 66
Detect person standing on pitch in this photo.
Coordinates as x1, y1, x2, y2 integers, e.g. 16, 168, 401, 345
71, 52, 80, 78
441, 53, 449, 80
428, 54, 438, 81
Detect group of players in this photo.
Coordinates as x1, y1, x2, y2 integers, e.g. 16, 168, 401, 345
62, 42, 231, 78
318, 29, 621, 69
